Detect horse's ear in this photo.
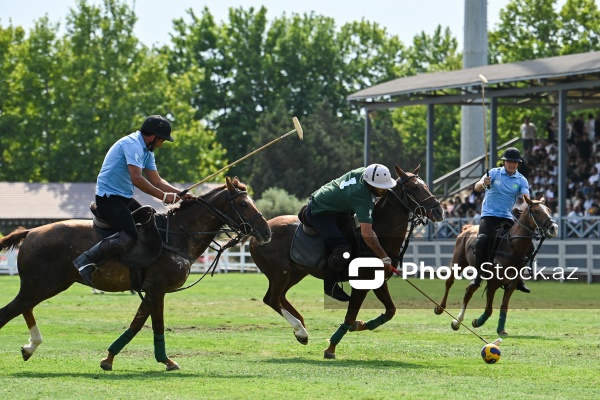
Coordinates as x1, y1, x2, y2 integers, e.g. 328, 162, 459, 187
523, 194, 533, 205
395, 164, 408, 179
226, 176, 234, 192
413, 164, 421, 175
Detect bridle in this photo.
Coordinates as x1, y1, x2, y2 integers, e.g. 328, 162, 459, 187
194, 190, 265, 237
164, 188, 265, 293
385, 175, 440, 226
512, 202, 556, 240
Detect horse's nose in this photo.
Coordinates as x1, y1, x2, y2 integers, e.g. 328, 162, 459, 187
263, 228, 272, 243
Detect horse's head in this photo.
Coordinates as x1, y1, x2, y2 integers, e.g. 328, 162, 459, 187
387, 164, 444, 223
522, 194, 559, 239
224, 177, 272, 243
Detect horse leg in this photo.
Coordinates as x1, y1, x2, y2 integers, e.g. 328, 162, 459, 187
496, 285, 516, 337
350, 282, 396, 332
100, 300, 151, 371
0, 292, 46, 361
147, 292, 179, 371
324, 289, 369, 359
20, 309, 42, 361
263, 269, 309, 344
451, 284, 478, 331
435, 275, 455, 315
472, 283, 497, 329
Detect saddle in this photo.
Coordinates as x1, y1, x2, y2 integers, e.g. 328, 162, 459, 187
90, 203, 163, 289
291, 206, 370, 272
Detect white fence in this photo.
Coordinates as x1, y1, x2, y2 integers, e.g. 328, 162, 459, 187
0, 244, 259, 276
2, 240, 598, 282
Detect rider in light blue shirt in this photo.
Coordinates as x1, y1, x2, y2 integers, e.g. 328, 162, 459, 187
73, 115, 193, 287
471, 147, 532, 293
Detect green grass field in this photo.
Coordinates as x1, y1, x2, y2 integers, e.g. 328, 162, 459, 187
0, 274, 598, 399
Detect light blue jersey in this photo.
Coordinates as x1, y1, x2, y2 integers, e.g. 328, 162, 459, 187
481, 167, 529, 219
96, 131, 157, 198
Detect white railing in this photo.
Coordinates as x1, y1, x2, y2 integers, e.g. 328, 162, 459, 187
0, 249, 18, 275
2, 240, 598, 282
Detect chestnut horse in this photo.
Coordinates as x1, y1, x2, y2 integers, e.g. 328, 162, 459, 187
434, 195, 558, 336
0, 177, 271, 371
250, 165, 444, 359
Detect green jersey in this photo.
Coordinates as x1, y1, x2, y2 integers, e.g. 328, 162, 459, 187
310, 167, 376, 223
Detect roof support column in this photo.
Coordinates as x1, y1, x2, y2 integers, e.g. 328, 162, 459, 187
489, 96, 498, 168
426, 104, 435, 187
363, 109, 372, 167
557, 89, 567, 237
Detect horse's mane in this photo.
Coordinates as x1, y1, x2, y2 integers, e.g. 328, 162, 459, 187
171, 178, 247, 212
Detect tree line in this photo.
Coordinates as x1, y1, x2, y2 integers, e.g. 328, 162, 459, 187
1, 0, 598, 202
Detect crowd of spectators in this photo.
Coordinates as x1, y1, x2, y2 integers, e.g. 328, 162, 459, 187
442, 112, 600, 227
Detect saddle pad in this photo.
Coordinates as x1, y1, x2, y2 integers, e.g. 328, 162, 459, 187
290, 223, 326, 269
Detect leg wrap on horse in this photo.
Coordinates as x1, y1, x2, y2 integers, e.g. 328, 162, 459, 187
329, 323, 351, 345
475, 312, 491, 327
365, 314, 389, 331
154, 333, 168, 362
107, 328, 137, 355
497, 311, 507, 334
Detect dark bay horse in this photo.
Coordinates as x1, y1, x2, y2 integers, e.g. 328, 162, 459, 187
0, 177, 271, 370
250, 165, 444, 359
434, 195, 558, 336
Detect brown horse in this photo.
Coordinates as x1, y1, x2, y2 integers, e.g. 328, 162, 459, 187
249, 165, 444, 359
0, 177, 271, 371
434, 195, 558, 336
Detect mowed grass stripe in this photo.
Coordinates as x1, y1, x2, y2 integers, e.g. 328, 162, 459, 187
0, 274, 598, 399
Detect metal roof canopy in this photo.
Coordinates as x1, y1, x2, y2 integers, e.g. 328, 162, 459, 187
347, 51, 600, 236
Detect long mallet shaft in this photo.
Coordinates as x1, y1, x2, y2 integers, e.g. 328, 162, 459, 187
178, 117, 303, 196
479, 74, 489, 175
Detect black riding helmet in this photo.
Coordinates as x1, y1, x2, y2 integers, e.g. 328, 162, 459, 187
501, 147, 522, 162
140, 115, 174, 142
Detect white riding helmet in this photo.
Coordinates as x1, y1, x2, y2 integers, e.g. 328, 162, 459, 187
363, 164, 397, 189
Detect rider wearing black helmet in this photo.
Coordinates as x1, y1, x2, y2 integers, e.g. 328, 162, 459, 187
470, 147, 532, 293
73, 115, 193, 286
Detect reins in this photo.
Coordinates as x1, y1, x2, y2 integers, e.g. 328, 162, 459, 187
153, 190, 263, 294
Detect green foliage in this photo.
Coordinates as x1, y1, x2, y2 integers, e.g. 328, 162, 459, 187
247, 100, 361, 198
255, 187, 305, 220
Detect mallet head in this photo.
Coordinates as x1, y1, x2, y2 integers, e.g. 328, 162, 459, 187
479, 74, 488, 84
292, 116, 303, 140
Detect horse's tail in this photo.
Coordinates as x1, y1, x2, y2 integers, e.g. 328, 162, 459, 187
0, 226, 29, 251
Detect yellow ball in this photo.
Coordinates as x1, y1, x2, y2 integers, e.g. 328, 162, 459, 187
481, 343, 501, 364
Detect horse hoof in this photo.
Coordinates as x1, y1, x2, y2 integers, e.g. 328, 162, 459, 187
434, 306, 444, 315
498, 331, 508, 337
349, 320, 364, 332
20, 347, 32, 361
451, 320, 460, 331
100, 361, 113, 371
323, 351, 336, 359
295, 335, 308, 345
166, 361, 180, 371
472, 319, 480, 328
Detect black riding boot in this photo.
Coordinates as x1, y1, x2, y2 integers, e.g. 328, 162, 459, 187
470, 234, 489, 288
73, 232, 135, 287
324, 244, 352, 302
516, 279, 531, 293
